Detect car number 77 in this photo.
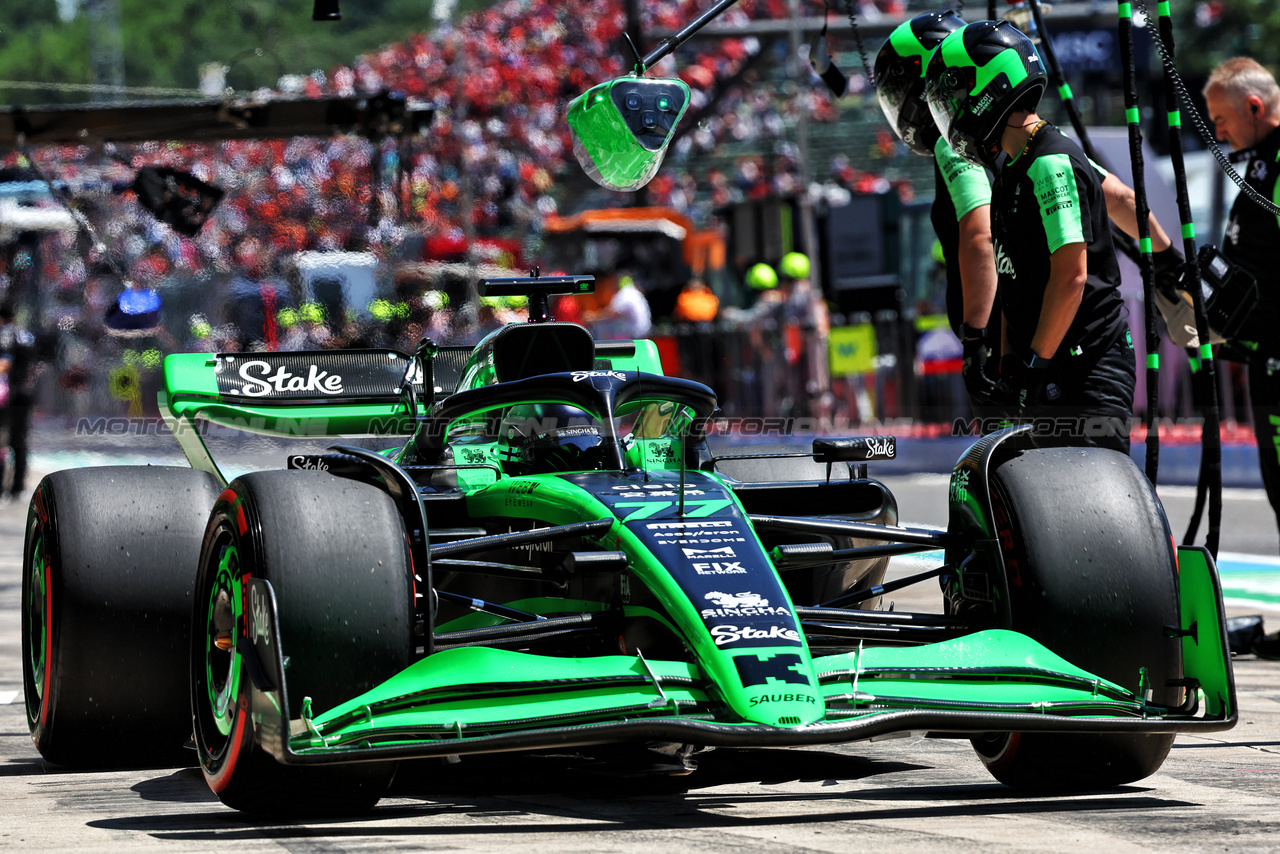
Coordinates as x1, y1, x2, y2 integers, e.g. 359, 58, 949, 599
613, 499, 734, 522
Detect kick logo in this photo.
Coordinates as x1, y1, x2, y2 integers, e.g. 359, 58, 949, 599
733, 652, 809, 684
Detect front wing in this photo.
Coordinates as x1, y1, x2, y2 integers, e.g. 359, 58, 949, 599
237, 546, 1234, 766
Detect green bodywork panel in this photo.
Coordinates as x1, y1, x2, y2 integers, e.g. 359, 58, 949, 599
462, 470, 820, 727
1177, 546, 1234, 717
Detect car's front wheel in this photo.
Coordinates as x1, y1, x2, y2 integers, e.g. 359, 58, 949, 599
972, 446, 1182, 790
192, 470, 412, 814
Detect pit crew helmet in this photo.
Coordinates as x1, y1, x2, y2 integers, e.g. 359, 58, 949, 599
499, 403, 607, 475
924, 20, 1047, 167
779, 252, 810, 281
746, 263, 778, 290
874, 10, 965, 156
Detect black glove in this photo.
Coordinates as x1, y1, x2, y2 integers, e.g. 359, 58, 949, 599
960, 324, 997, 404
993, 353, 1058, 410
1151, 246, 1185, 297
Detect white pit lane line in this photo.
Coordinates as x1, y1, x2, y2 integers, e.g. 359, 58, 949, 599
0, 690, 20, 705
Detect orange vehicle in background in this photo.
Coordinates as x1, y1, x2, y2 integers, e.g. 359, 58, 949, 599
539, 206, 724, 320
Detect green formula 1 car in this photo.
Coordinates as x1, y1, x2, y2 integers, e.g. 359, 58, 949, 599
21, 276, 1235, 814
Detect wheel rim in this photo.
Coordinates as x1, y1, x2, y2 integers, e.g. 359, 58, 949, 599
203, 537, 243, 740
972, 731, 1019, 768
25, 533, 48, 713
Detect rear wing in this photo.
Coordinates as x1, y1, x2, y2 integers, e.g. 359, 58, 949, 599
161, 349, 431, 484
161, 339, 662, 484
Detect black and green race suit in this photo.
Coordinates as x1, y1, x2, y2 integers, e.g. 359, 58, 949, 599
990, 122, 1135, 451
1222, 124, 1280, 532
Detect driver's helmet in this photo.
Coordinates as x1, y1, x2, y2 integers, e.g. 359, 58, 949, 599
499, 403, 606, 475
874, 10, 965, 156
924, 20, 1047, 167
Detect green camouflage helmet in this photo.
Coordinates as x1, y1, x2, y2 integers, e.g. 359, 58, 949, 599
924, 21, 1047, 167
874, 10, 965, 157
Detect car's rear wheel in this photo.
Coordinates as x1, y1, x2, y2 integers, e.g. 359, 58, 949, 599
22, 466, 222, 767
192, 470, 412, 815
972, 446, 1182, 790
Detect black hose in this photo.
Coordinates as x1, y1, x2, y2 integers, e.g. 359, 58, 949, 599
1149, 0, 1221, 556
1114, 2, 1162, 485
841, 0, 874, 85
1027, 0, 1161, 481
1029, 0, 1101, 164
1142, 3, 1280, 219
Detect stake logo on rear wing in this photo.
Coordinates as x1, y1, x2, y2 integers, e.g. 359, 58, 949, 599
214, 350, 423, 404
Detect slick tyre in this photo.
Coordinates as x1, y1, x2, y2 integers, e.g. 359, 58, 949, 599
22, 466, 223, 767
973, 447, 1182, 791
193, 470, 412, 815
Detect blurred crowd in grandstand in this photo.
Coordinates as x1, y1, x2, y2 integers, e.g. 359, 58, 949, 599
0, 0, 989, 426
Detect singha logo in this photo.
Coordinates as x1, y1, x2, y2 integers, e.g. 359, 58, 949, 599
705, 591, 768, 609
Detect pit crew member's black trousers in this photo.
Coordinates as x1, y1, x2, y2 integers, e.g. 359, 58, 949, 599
1021, 326, 1136, 456
1247, 350, 1280, 537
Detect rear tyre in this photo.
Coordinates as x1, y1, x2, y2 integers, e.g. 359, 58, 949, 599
192, 470, 412, 815
973, 446, 1181, 791
22, 466, 222, 767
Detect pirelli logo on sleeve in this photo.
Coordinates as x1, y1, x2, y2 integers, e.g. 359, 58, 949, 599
1028, 153, 1085, 253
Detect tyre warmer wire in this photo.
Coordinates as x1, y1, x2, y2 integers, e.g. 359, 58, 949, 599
1113, 1, 1163, 486
1144, 0, 1223, 556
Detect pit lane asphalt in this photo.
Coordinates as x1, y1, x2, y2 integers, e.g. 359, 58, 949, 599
2, 469, 1279, 853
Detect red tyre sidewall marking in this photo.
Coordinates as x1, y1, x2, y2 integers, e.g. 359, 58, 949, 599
986, 731, 1022, 773
40, 563, 52, 728
992, 491, 1022, 588
31, 488, 55, 733
207, 692, 250, 794
204, 497, 250, 795
216, 486, 248, 537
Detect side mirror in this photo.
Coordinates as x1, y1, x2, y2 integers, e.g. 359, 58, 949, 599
566, 74, 691, 192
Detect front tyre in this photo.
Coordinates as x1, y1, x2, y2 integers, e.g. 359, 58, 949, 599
193, 470, 413, 815
974, 447, 1182, 791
